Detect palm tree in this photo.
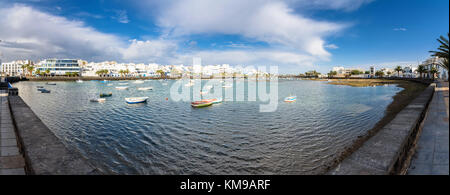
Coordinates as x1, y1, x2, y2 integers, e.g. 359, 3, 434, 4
21, 64, 28, 76
429, 33, 449, 79
395, 66, 403, 77
328, 71, 337, 78
156, 69, 165, 78
375, 71, 384, 78
387, 71, 392, 78
27, 65, 34, 76
118, 70, 124, 77
429, 67, 439, 80
124, 69, 130, 77
416, 65, 427, 79
45, 69, 50, 77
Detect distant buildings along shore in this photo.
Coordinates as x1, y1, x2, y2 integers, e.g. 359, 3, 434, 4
0, 57, 448, 80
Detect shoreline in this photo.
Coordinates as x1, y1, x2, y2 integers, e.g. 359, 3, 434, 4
318, 79, 429, 174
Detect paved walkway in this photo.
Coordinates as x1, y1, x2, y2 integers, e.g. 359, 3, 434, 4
408, 81, 449, 175
0, 90, 26, 175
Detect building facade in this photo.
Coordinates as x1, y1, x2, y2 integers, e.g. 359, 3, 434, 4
36, 59, 81, 76
0, 60, 31, 77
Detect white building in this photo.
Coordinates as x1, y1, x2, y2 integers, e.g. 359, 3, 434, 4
421, 57, 448, 80
36, 59, 80, 76
1, 60, 31, 77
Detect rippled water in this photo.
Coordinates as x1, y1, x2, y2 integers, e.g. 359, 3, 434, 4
13, 79, 402, 174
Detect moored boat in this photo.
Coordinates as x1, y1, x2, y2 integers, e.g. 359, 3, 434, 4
41, 89, 51, 93
134, 80, 145, 84
100, 93, 113, 98
46, 82, 56, 85
191, 101, 213, 108
76, 80, 83, 83
90, 98, 106, 102
284, 96, 297, 102
138, 87, 153, 91
115, 86, 129, 90
125, 97, 149, 104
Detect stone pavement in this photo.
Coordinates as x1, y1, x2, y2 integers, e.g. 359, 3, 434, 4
0, 90, 26, 175
408, 81, 449, 175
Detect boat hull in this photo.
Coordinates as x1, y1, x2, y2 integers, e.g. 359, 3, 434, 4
191, 103, 213, 108
125, 97, 149, 104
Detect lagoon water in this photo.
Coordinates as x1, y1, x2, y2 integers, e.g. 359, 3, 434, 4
14, 79, 402, 174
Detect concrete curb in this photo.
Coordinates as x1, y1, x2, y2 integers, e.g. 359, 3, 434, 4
328, 83, 435, 175
8, 95, 101, 175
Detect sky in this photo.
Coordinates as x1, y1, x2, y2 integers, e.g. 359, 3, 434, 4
0, 0, 448, 74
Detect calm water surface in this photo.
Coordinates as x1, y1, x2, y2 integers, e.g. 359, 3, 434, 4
14, 80, 402, 174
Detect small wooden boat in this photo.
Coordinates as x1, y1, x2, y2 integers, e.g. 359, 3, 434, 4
125, 97, 149, 104
41, 89, 51, 93
46, 82, 56, 85
37, 88, 46, 92
284, 96, 297, 102
90, 98, 106, 102
100, 93, 113, 98
191, 101, 213, 108
138, 87, 153, 91
36, 86, 44, 89
115, 86, 129, 90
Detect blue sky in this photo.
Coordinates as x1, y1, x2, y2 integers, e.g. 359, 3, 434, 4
0, 0, 448, 74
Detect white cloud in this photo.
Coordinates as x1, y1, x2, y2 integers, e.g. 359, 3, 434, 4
288, 0, 374, 11
393, 27, 407, 31
114, 10, 130, 24
122, 39, 178, 63
157, 0, 347, 59
0, 4, 124, 61
324, 44, 339, 49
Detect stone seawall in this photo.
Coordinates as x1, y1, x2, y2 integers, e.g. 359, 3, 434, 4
7, 95, 100, 175
329, 83, 435, 175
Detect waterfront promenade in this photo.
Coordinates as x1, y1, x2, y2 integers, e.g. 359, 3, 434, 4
408, 81, 449, 175
0, 90, 26, 175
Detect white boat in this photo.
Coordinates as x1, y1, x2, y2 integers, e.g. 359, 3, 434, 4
125, 97, 149, 104
200, 90, 209, 95
162, 83, 168, 86
90, 98, 106, 102
115, 86, 129, 90
185, 83, 194, 87
138, 87, 153, 91
134, 80, 145, 84
118, 82, 128, 85
222, 84, 232, 88
107, 83, 113, 86
76, 80, 83, 83
284, 96, 297, 102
